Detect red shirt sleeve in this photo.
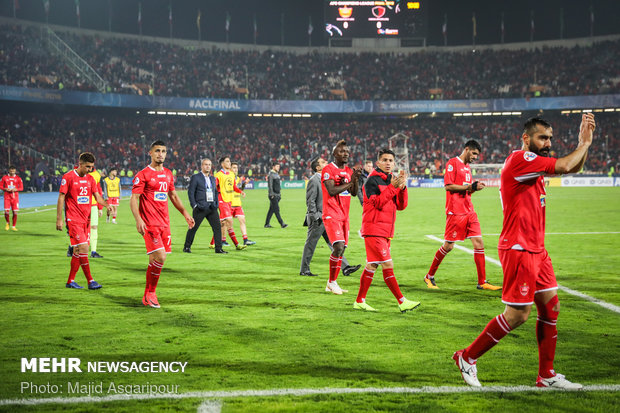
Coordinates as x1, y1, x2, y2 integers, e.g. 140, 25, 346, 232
510, 151, 557, 181
59, 174, 70, 194
444, 159, 457, 186
17, 177, 23, 191
132, 170, 146, 194
0, 177, 5, 191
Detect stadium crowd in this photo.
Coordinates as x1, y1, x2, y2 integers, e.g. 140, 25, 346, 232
1, 112, 618, 190
1, 23, 618, 100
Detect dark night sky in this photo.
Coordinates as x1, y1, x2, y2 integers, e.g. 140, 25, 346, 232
2, 0, 619, 47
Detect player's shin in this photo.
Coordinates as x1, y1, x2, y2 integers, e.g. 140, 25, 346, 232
68, 252, 80, 283
149, 260, 164, 292
356, 268, 375, 303
463, 313, 512, 362
383, 267, 404, 303
78, 253, 93, 282
474, 249, 486, 284
428, 246, 449, 277
536, 295, 559, 378
329, 253, 342, 282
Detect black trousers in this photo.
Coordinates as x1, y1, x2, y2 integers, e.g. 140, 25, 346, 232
184, 206, 222, 249
265, 195, 283, 226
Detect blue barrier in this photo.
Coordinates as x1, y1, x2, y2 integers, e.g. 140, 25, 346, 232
1, 86, 618, 114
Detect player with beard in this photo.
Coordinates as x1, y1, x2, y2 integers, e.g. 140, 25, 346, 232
453, 115, 595, 389
321, 140, 362, 295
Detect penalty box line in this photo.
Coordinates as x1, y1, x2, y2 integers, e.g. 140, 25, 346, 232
425, 235, 620, 314
2, 384, 620, 407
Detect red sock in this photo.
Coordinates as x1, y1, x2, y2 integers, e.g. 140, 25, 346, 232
228, 229, 239, 246
221, 237, 226, 243
210, 237, 214, 246
463, 313, 512, 362
427, 246, 449, 278
78, 253, 93, 282
383, 268, 404, 303
4, 212, 8, 224
243, 234, 248, 241
112, 214, 116, 220
328, 254, 342, 283
356, 268, 375, 303
11, 212, 17, 226
148, 260, 163, 293
474, 248, 486, 284
145, 264, 153, 295
67, 252, 80, 283
536, 295, 559, 378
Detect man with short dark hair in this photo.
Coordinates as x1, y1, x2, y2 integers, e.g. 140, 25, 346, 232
231, 162, 255, 246
322, 140, 362, 294
424, 140, 501, 291
356, 160, 373, 206
300, 157, 360, 277
355, 149, 420, 312
265, 162, 287, 228
214, 156, 246, 250
104, 167, 121, 224
183, 159, 225, 254
56, 152, 110, 290
130, 140, 195, 308
453, 114, 596, 389
1, 165, 23, 231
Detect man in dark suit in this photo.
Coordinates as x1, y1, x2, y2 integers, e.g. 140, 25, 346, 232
183, 159, 227, 254
299, 158, 360, 277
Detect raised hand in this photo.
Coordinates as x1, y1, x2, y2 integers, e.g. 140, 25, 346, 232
579, 113, 596, 146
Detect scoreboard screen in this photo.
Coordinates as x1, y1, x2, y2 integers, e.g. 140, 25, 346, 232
324, 1, 427, 38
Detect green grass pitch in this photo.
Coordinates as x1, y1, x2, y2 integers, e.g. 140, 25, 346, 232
0, 186, 619, 412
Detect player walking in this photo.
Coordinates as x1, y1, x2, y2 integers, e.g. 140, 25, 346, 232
322, 140, 362, 295
231, 162, 255, 246
130, 140, 195, 308
213, 157, 247, 250
453, 114, 595, 389
354, 149, 420, 312
56, 153, 110, 290
104, 167, 121, 223
1, 166, 23, 231
424, 140, 501, 290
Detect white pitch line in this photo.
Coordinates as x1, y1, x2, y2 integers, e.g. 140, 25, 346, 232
197, 399, 222, 413
425, 235, 620, 314
18, 207, 56, 215
1, 384, 619, 406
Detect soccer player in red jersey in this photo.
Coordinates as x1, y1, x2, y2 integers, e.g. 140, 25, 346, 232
354, 149, 420, 312
453, 114, 595, 389
56, 153, 110, 290
321, 140, 362, 295
424, 140, 501, 291
130, 140, 195, 308
1, 165, 23, 231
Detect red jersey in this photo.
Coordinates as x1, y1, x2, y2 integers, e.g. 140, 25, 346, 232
444, 157, 474, 215
321, 162, 353, 222
1, 175, 23, 201
498, 150, 557, 253
132, 165, 175, 228
59, 170, 101, 224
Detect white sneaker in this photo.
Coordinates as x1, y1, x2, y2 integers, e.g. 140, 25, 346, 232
325, 281, 348, 295
536, 373, 583, 390
452, 350, 481, 387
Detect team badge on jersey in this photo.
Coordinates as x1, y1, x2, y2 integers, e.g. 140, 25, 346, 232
134, 177, 140, 185
524, 151, 538, 162
323, 172, 330, 180
520, 283, 530, 296
61, 179, 66, 186
447, 164, 453, 172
